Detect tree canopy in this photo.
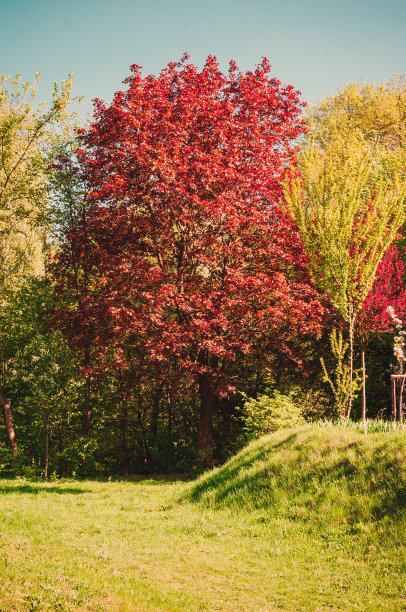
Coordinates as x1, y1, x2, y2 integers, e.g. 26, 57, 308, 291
1, 64, 406, 476
0, 73, 72, 294
51, 55, 324, 466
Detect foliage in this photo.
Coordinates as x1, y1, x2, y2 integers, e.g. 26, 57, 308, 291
50, 55, 324, 466
307, 75, 406, 154
284, 126, 406, 417
0, 278, 83, 476
284, 132, 406, 325
0, 277, 208, 477
240, 389, 304, 439
288, 384, 332, 420
0, 72, 74, 459
357, 242, 406, 341
0, 73, 72, 293
2, 65, 406, 475
320, 330, 362, 417
287, 76, 406, 420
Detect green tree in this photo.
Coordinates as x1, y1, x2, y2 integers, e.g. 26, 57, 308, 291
0, 73, 72, 456
0, 278, 83, 477
302, 76, 406, 421
284, 130, 406, 417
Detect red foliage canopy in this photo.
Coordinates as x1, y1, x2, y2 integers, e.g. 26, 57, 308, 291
358, 242, 406, 340
51, 55, 324, 462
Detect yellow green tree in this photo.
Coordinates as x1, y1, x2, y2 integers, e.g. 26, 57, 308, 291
0, 73, 72, 457
284, 129, 406, 418
302, 76, 406, 419
307, 75, 406, 154
0, 73, 72, 289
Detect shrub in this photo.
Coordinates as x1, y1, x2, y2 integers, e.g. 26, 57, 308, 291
240, 389, 304, 440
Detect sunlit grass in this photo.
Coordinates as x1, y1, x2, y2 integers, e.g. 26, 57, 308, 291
1, 425, 406, 610
316, 417, 406, 433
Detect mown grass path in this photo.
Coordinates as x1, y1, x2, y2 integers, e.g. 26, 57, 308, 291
1, 426, 406, 610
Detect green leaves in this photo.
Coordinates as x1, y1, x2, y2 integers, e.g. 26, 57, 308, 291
285, 131, 406, 323
320, 330, 362, 417
240, 389, 304, 439
0, 72, 73, 296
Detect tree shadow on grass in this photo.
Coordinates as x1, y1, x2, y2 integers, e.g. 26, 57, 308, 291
0, 484, 88, 495
185, 431, 300, 503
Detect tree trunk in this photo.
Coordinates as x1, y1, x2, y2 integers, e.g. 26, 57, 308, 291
44, 413, 49, 479
121, 398, 129, 474
361, 347, 366, 423
83, 374, 91, 436
399, 376, 405, 423
392, 377, 397, 421
197, 373, 216, 469
0, 391, 17, 458
346, 317, 355, 420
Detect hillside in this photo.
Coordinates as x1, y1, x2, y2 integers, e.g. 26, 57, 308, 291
185, 425, 406, 526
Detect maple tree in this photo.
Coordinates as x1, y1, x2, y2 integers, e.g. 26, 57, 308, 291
358, 243, 406, 338
356, 243, 406, 419
51, 55, 324, 467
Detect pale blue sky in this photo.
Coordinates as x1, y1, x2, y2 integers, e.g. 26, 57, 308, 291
1, 0, 405, 118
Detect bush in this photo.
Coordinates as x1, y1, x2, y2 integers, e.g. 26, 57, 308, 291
240, 389, 304, 440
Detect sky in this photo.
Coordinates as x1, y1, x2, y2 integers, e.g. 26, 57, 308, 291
1, 0, 406, 120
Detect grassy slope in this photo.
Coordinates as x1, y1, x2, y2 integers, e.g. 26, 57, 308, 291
0, 425, 405, 611
185, 425, 406, 521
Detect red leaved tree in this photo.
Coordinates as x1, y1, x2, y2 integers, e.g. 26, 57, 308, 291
51, 55, 324, 467
357, 242, 406, 419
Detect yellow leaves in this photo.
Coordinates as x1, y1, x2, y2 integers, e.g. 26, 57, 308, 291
284, 120, 406, 323
0, 73, 73, 294
307, 75, 406, 155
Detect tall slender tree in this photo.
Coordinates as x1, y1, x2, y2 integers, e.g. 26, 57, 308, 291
284, 131, 406, 417
296, 75, 406, 420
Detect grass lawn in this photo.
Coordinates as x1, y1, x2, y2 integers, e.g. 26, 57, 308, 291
1, 425, 406, 610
